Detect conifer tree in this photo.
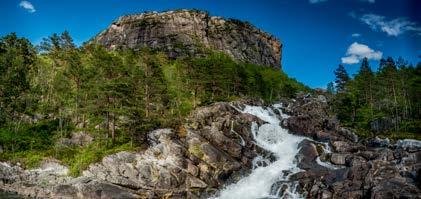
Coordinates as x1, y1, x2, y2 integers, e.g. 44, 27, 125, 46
334, 64, 349, 93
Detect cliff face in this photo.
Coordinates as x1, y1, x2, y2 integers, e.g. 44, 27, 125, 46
93, 10, 282, 68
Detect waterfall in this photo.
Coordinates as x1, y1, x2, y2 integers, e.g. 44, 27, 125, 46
212, 104, 305, 199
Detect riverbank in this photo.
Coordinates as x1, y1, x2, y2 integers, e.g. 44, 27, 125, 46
1, 96, 420, 198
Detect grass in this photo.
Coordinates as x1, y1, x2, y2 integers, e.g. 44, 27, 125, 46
189, 144, 204, 159
0, 131, 138, 176
67, 142, 136, 176
2, 150, 45, 169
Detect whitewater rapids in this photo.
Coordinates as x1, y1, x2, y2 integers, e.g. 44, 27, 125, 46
212, 104, 305, 199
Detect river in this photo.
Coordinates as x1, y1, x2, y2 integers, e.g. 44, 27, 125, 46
212, 104, 306, 199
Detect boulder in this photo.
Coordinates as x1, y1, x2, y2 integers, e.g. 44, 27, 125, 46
56, 131, 94, 147
330, 153, 348, 165
281, 93, 358, 143
396, 139, 421, 152
368, 136, 390, 148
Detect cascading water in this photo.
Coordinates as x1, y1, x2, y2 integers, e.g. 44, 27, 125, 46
212, 104, 306, 199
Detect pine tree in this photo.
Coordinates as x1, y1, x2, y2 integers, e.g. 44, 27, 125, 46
0, 33, 36, 123
354, 57, 374, 116
327, 81, 335, 94
0, 33, 36, 152
334, 64, 349, 93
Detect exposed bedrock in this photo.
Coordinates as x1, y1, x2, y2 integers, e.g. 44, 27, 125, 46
93, 10, 282, 68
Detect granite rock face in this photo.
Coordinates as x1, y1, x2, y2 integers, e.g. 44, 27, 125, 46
93, 9, 282, 68
0, 102, 263, 198
280, 92, 360, 143
281, 93, 421, 199
82, 102, 263, 198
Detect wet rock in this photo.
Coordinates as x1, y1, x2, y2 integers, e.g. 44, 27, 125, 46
296, 140, 322, 170
370, 179, 421, 199
368, 136, 390, 148
186, 176, 207, 188
275, 95, 420, 198
331, 140, 365, 153
330, 153, 348, 165
396, 139, 421, 152
281, 93, 358, 143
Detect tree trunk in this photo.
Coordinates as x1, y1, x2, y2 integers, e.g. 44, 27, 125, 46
111, 112, 115, 143
392, 84, 399, 133
106, 111, 110, 144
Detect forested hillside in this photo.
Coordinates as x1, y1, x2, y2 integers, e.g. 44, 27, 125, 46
328, 57, 421, 139
0, 32, 306, 175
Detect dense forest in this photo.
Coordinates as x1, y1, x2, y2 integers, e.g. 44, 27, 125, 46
328, 57, 421, 140
0, 32, 306, 175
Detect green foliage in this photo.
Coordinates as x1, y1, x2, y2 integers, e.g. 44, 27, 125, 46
65, 142, 135, 176
330, 56, 421, 140
334, 64, 350, 93
0, 120, 59, 152
0, 33, 36, 124
0, 32, 308, 172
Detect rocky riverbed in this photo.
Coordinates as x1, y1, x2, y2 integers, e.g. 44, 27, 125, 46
1, 95, 420, 198
281, 93, 421, 198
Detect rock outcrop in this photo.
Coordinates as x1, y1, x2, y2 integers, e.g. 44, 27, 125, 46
93, 9, 282, 68
281, 92, 357, 143
0, 102, 263, 198
280, 93, 421, 198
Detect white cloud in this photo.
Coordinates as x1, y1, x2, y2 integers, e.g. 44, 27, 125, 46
19, 1, 36, 13
361, 0, 375, 3
360, 14, 421, 36
341, 42, 383, 64
351, 33, 361, 37
309, 0, 328, 3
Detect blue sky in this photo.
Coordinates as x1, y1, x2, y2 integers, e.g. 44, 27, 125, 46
1, 0, 421, 88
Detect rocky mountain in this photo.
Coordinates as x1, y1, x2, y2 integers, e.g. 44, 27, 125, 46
92, 9, 282, 68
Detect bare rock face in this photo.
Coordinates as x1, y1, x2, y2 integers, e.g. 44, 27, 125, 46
0, 102, 262, 199
281, 92, 358, 143
282, 93, 421, 199
93, 9, 282, 68
82, 102, 262, 198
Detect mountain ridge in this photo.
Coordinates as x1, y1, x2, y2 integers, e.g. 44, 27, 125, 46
92, 9, 282, 68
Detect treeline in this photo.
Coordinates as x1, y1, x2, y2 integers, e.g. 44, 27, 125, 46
329, 57, 421, 139
0, 32, 306, 173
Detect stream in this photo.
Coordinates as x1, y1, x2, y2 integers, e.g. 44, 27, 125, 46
213, 104, 306, 199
